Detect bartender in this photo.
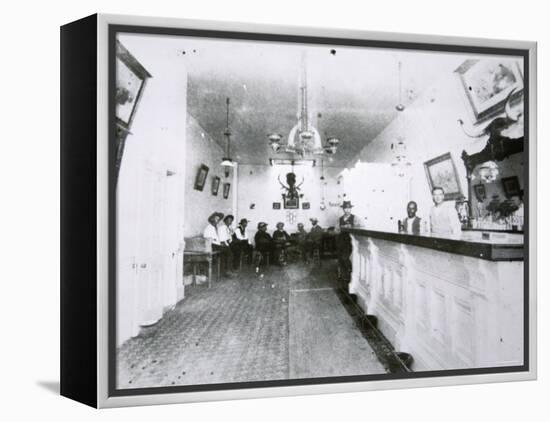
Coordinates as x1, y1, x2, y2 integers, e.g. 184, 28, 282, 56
401, 201, 423, 235
429, 187, 462, 236
337, 200, 356, 282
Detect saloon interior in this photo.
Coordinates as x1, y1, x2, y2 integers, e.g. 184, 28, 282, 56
115, 33, 525, 389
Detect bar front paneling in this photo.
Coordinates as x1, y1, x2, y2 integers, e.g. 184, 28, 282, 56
347, 228, 523, 371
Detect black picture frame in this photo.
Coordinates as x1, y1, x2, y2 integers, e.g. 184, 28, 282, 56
284, 195, 299, 209
473, 183, 487, 202
193, 164, 209, 191
272, 202, 281, 210
501, 176, 521, 198
223, 182, 231, 199
302, 202, 310, 210
115, 40, 151, 130
212, 176, 221, 196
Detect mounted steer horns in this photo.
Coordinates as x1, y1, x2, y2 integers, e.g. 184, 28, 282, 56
460, 87, 524, 173
458, 87, 523, 139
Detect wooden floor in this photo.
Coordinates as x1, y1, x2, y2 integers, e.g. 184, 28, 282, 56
289, 288, 385, 378
117, 260, 386, 389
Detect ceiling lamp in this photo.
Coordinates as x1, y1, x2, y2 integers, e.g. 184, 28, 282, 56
221, 97, 235, 177
268, 52, 340, 157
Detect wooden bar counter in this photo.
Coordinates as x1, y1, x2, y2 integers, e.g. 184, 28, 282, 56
344, 228, 524, 371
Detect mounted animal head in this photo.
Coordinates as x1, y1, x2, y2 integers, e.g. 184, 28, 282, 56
278, 172, 304, 200
458, 87, 523, 140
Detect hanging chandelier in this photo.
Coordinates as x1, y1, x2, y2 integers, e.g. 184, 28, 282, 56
221, 97, 235, 177
268, 53, 340, 157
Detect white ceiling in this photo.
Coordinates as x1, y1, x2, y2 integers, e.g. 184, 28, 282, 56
120, 33, 475, 167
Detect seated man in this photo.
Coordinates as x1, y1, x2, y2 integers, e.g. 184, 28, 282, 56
254, 222, 273, 272
232, 218, 253, 267
203, 212, 234, 277
272, 222, 291, 265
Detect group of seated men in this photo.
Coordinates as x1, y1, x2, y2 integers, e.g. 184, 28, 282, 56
254, 218, 324, 268
203, 212, 325, 276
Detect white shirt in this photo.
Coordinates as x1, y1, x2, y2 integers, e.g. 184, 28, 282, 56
218, 224, 234, 244
429, 202, 462, 236
203, 224, 221, 245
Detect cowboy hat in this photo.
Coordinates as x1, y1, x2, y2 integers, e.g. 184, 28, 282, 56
341, 200, 354, 208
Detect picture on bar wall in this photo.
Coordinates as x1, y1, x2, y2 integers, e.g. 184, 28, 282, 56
110, 25, 530, 401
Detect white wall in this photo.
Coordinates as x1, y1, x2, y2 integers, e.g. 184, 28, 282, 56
237, 163, 345, 234
116, 35, 188, 346
184, 115, 236, 237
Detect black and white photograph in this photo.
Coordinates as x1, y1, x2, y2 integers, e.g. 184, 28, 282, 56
111, 26, 529, 397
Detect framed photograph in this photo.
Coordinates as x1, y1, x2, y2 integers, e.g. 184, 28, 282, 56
473, 183, 487, 202
283, 195, 299, 209
211, 176, 221, 196
115, 40, 151, 129
223, 182, 231, 199
501, 176, 521, 198
424, 153, 463, 201
61, 13, 536, 408
193, 164, 209, 191
455, 59, 523, 122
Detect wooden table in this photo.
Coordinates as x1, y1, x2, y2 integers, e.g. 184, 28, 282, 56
183, 250, 221, 288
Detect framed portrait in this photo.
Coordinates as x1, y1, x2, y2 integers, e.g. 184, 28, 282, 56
193, 164, 209, 191
473, 183, 487, 202
211, 176, 221, 196
61, 13, 536, 408
424, 153, 463, 201
223, 182, 231, 199
501, 176, 521, 198
283, 195, 299, 209
455, 59, 524, 122
115, 40, 151, 129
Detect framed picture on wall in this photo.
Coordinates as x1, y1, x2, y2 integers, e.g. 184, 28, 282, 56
424, 153, 463, 201
473, 183, 487, 202
61, 13, 536, 409
223, 182, 231, 199
193, 164, 209, 191
211, 176, 221, 196
283, 195, 299, 209
115, 40, 152, 129
455, 59, 524, 122
501, 176, 521, 198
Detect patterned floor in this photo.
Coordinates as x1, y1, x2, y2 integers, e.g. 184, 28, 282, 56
116, 260, 386, 389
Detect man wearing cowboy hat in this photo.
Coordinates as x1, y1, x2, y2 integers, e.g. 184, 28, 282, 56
337, 200, 357, 282
305, 217, 324, 263
254, 222, 273, 271
232, 218, 253, 266
203, 211, 234, 277
273, 222, 291, 265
